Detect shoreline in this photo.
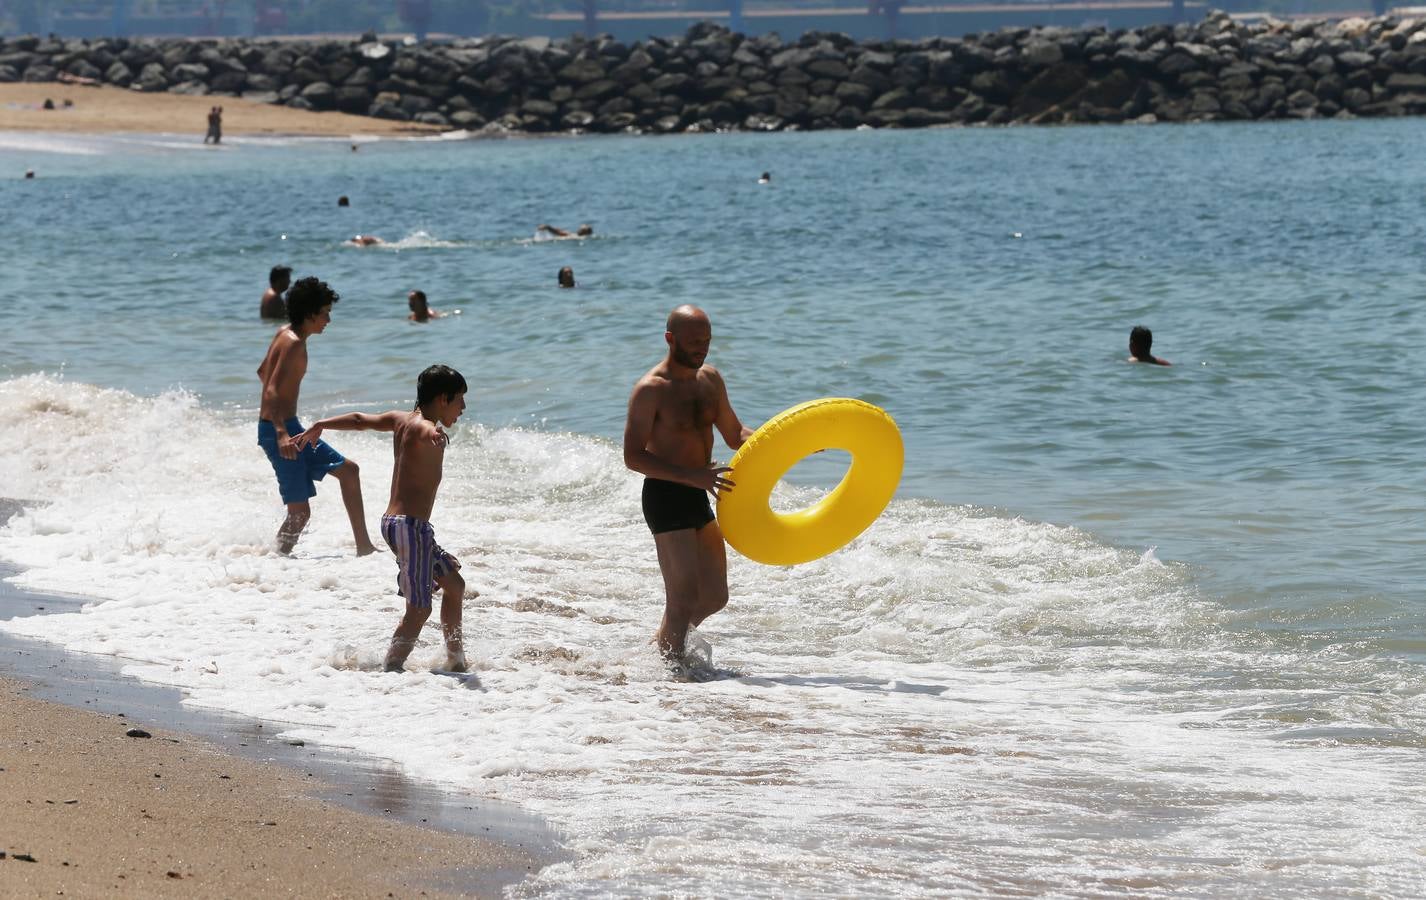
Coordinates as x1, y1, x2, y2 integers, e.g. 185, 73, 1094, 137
0, 499, 563, 896
0, 83, 441, 136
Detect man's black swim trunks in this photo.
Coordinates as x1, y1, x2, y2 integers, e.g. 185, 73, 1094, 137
641, 477, 715, 534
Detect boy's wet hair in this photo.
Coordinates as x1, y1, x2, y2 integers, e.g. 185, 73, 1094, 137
287, 276, 339, 328
269, 264, 292, 288
1130, 325, 1153, 357
417, 365, 467, 408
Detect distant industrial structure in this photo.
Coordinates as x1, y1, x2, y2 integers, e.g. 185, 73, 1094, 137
0, 0, 1395, 43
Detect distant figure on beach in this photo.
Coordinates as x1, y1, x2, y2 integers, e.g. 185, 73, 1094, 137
558, 266, 576, 289
204, 105, 223, 145
338, 195, 350, 207
260, 265, 292, 321
1128, 325, 1171, 366
408, 290, 444, 322
758, 171, 771, 184
346, 234, 384, 247
295, 365, 470, 673
42, 98, 54, 110
623, 304, 754, 663
256, 276, 377, 557
537, 223, 593, 240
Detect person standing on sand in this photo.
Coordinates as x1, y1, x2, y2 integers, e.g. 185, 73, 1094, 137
204, 105, 222, 144
295, 366, 470, 673
256, 276, 377, 556
260, 265, 291, 320
623, 305, 754, 660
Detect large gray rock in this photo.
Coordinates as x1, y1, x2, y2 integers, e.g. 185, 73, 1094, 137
134, 62, 167, 91
0, 65, 17, 82
171, 62, 210, 83
300, 81, 336, 110
211, 71, 247, 93
450, 109, 486, 129
335, 85, 371, 113
1021, 40, 1064, 67
1386, 72, 1426, 91
104, 60, 133, 86
22, 64, 56, 82
559, 57, 606, 84
170, 79, 209, 96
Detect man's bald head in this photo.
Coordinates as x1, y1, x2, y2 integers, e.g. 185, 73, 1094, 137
664, 305, 712, 370
666, 304, 709, 335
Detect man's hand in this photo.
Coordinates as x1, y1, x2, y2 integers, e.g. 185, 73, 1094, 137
290, 426, 322, 454
691, 464, 735, 496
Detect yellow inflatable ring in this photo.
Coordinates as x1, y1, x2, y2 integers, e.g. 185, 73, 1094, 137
717, 398, 903, 566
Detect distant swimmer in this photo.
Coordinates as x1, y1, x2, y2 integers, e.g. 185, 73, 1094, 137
558, 266, 576, 289
758, 171, 771, 184
346, 234, 384, 247
536, 223, 593, 239
260, 264, 292, 321
256, 276, 378, 557
623, 304, 754, 662
24, 169, 35, 179
408, 290, 444, 322
338, 195, 350, 207
1128, 325, 1171, 366
295, 365, 470, 673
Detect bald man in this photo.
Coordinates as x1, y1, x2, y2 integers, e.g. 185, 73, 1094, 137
624, 305, 754, 661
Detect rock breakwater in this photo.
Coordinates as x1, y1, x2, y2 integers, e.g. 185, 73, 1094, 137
4, 12, 1426, 132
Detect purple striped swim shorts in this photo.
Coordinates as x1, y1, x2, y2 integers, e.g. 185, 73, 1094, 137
379, 515, 458, 608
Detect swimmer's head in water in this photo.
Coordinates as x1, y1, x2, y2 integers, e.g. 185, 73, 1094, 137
269, 264, 292, 291
24, 169, 35, 179
665, 304, 711, 370
416, 364, 468, 424
576, 224, 593, 237
1129, 325, 1153, 359
338, 195, 350, 207
287, 276, 340, 331
558, 266, 575, 288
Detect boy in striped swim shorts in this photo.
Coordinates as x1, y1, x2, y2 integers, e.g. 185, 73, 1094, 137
295, 365, 470, 673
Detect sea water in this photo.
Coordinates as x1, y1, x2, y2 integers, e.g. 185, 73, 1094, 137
0, 122, 1424, 896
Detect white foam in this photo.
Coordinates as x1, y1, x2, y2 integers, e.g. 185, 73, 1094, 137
1, 374, 1423, 896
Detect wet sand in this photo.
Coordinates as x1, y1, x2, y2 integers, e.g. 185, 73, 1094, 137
0, 497, 558, 897
0, 83, 439, 136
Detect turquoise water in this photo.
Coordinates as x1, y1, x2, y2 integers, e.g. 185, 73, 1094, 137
3, 123, 1426, 895
5, 123, 1423, 650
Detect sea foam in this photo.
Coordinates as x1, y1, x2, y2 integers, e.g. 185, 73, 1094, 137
1, 374, 1423, 897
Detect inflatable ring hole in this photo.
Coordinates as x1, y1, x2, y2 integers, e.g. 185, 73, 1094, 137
768, 450, 853, 514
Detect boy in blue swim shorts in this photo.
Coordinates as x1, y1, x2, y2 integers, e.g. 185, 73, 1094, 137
256, 277, 377, 556
296, 365, 470, 673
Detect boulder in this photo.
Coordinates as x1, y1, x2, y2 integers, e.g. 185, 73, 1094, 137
134, 62, 167, 91
1021, 40, 1064, 67
22, 64, 57, 82
562, 109, 595, 129
1385, 72, 1426, 92
211, 71, 247, 93
369, 100, 410, 120
1286, 89, 1318, 109
335, 86, 371, 113
450, 110, 486, 129
171, 62, 210, 83
0, 65, 17, 83
104, 60, 133, 87
413, 111, 450, 127
170, 79, 210, 96
559, 57, 606, 84
300, 81, 336, 110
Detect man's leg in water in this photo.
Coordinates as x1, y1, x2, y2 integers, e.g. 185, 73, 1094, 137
691, 520, 730, 629
277, 502, 311, 554
328, 460, 377, 556
437, 568, 468, 672
384, 602, 432, 672
653, 528, 705, 658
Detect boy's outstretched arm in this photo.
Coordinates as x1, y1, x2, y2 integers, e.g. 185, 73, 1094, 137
293, 410, 406, 450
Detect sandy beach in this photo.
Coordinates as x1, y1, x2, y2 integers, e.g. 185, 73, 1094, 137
0, 675, 535, 897
0, 83, 439, 136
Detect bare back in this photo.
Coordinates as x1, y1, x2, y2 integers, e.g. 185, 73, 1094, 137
260, 288, 285, 320
257, 328, 307, 425
387, 410, 446, 520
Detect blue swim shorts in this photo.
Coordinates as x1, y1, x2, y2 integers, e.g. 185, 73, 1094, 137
257, 417, 346, 505
381, 515, 458, 608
